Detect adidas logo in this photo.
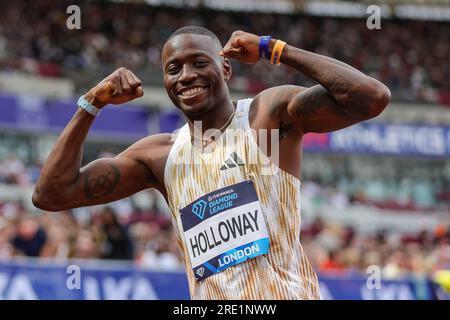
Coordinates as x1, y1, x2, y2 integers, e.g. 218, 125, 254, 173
220, 152, 245, 171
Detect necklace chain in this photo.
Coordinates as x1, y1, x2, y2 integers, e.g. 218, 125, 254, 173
190, 105, 236, 148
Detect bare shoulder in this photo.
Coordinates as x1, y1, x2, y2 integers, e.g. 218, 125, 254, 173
249, 85, 306, 128
118, 133, 175, 187
124, 133, 174, 151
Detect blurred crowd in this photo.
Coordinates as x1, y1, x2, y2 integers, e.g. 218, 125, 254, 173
1, 198, 449, 280
0, 155, 40, 187
302, 217, 450, 278
0, 192, 184, 270
0, 0, 449, 105
301, 176, 450, 212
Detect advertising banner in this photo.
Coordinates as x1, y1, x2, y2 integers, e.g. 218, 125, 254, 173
0, 260, 442, 300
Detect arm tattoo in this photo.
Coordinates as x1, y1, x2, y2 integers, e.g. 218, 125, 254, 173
84, 163, 120, 200
294, 86, 354, 120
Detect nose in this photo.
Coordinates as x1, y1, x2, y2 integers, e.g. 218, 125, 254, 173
179, 64, 198, 84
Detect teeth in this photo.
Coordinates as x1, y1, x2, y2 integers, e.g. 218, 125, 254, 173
181, 87, 204, 97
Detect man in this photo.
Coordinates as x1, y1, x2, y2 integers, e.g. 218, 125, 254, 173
32, 26, 390, 299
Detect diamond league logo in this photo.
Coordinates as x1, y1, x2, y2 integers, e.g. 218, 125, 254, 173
192, 199, 207, 220
196, 267, 205, 278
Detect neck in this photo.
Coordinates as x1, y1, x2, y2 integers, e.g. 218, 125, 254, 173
186, 98, 235, 134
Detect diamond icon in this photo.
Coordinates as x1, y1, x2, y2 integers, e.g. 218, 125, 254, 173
196, 267, 205, 278
192, 200, 207, 220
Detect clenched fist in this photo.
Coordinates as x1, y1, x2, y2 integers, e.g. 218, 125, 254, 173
84, 67, 144, 108
220, 30, 265, 64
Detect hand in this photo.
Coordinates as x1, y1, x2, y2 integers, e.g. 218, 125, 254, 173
220, 30, 262, 64
84, 67, 144, 108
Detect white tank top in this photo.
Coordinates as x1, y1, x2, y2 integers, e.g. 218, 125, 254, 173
164, 98, 321, 299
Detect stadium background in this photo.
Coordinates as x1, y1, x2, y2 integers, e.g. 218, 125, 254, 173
0, 0, 449, 300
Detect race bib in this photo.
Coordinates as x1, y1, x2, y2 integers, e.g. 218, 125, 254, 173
180, 180, 270, 281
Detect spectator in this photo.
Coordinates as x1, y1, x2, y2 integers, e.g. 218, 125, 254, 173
11, 217, 47, 257
98, 207, 134, 260
70, 229, 100, 259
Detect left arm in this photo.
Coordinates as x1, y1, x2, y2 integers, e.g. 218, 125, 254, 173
221, 31, 391, 133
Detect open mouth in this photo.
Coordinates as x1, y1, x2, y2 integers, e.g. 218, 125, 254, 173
178, 86, 207, 99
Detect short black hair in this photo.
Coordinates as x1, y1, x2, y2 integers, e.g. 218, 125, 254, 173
165, 26, 222, 51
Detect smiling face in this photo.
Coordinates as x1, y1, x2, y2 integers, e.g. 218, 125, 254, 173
162, 33, 232, 116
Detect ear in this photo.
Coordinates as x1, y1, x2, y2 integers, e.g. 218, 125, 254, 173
222, 57, 232, 82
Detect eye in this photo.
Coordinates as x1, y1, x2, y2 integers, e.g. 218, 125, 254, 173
194, 60, 208, 68
166, 65, 180, 75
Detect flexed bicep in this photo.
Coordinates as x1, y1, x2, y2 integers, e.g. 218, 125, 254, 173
76, 155, 154, 204
286, 85, 364, 133
253, 84, 368, 135
34, 154, 155, 211
32, 133, 173, 212
81, 160, 121, 200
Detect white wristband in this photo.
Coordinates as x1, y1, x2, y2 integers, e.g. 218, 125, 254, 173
77, 95, 101, 117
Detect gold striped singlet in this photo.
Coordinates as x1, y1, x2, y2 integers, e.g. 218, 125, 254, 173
164, 98, 321, 300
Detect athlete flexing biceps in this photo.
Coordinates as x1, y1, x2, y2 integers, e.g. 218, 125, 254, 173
33, 27, 390, 299
219, 30, 390, 180
32, 68, 173, 211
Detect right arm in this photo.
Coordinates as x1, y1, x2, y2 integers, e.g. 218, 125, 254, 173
32, 68, 156, 211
